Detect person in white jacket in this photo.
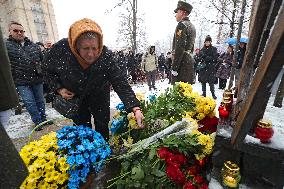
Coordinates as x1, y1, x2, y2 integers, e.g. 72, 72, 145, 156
142, 46, 158, 90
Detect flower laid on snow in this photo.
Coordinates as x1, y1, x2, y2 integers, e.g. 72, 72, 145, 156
20, 126, 111, 189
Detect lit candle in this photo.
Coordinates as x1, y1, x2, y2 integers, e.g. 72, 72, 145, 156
224, 175, 238, 188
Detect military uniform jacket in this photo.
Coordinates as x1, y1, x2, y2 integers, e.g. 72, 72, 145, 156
172, 17, 196, 84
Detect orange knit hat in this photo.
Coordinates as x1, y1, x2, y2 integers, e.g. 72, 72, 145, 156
68, 18, 103, 66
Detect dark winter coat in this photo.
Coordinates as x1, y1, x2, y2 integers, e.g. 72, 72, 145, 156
6, 36, 43, 86
172, 17, 196, 84
158, 54, 166, 71
198, 45, 218, 84
215, 52, 233, 79
43, 38, 140, 112
0, 28, 19, 111
165, 57, 172, 71
116, 52, 128, 78
193, 53, 202, 72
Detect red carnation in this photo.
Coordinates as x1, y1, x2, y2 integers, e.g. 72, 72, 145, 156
194, 175, 204, 184
198, 116, 218, 133
166, 165, 186, 185
199, 183, 209, 189
187, 166, 198, 176
166, 153, 187, 166
183, 181, 197, 189
157, 147, 172, 160
196, 156, 208, 167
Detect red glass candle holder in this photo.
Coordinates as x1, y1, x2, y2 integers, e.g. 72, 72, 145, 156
255, 119, 274, 143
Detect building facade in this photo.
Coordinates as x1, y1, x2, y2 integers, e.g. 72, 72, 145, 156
0, 0, 58, 43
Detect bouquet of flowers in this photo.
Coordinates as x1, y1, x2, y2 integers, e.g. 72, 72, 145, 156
107, 120, 215, 189
20, 126, 111, 189
109, 82, 217, 150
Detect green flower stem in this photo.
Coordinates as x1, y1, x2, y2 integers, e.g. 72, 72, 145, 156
106, 171, 131, 188
151, 159, 159, 168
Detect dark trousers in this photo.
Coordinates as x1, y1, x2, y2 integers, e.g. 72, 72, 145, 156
16, 83, 46, 125
72, 94, 110, 141
218, 78, 227, 89
145, 70, 157, 89
202, 82, 215, 96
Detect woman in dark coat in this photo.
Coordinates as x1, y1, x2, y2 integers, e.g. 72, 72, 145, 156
43, 18, 143, 140
198, 36, 218, 99
215, 45, 234, 89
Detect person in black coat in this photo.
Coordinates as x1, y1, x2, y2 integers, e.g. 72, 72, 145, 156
215, 45, 234, 89
43, 18, 144, 140
6, 21, 46, 126
158, 53, 166, 79
116, 50, 128, 79
0, 27, 19, 129
198, 35, 218, 99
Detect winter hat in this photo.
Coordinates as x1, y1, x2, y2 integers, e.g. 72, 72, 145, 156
68, 18, 103, 67
204, 35, 212, 42
174, 1, 193, 14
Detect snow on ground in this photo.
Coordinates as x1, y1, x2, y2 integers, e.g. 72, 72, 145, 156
7, 78, 284, 149
6, 78, 284, 188
6, 103, 62, 139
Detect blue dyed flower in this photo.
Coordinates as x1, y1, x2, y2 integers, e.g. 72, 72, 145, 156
75, 154, 85, 165
56, 125, 112, 188
67, 155, 76, 167
77, 144, 85, 152
116, 102, 125, 111
110, 116, 126, 134
148, 94, 157, 102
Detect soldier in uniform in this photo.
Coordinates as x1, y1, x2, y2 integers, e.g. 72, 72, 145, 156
171, 1, 196, 85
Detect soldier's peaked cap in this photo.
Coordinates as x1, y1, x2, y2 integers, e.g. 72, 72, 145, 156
174, 1, 193, 14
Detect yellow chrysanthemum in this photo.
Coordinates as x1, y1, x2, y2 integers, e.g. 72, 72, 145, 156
195, 104, 204, 113
44, 171, 53, 182
179, 82, 193, 93
122, 136, 133, 148
136, 92, 145, 101
189, 91, 200, 103
128, 119, 138, 129
110, 135, 120, 146
113, 111, 121, 119
57, 173, 69, 185
184, 111, 196, 117
196, 112, 205, 120
198, 134, 211, 145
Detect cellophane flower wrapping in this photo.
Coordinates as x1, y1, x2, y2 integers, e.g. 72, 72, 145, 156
20, 125, 111, 189
107, 82, 218, 188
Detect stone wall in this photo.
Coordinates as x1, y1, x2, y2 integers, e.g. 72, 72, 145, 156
0, 0, 58, 43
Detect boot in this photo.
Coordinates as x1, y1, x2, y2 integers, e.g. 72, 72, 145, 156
209, 83, 217, 99
211, 93, 217, 100
14, 104, 22, 115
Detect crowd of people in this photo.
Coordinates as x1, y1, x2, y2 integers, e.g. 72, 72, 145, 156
0, 1, 247, 140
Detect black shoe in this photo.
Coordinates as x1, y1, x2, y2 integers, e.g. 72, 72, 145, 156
34, 120, 54, 131
202, 93, 206, 97
14, 105, 22, 115
212, 95, 217, 100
